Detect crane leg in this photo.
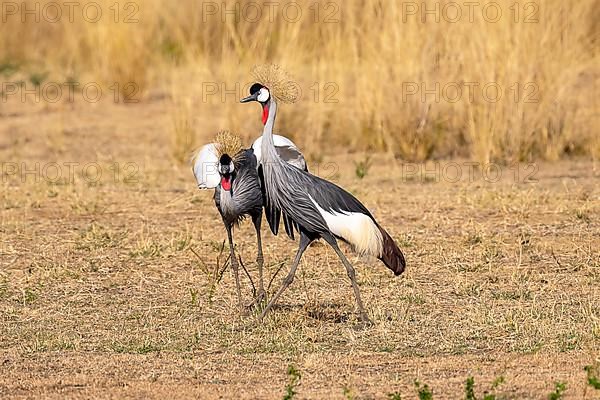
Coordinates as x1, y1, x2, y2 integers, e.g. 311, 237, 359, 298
252, 214, 266, 300
322, 234, 372, 325
226, 225, 243, 312
259, 232, 312, 321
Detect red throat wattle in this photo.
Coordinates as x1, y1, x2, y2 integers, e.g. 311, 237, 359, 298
221, 176, 231, 191
262, 104, 269, 125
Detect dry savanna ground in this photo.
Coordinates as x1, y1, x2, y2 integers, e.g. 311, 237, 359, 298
0, 97, 599, 399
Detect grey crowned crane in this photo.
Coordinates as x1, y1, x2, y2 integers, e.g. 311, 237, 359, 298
192, 131, 306, 310
240, 81, 406, 324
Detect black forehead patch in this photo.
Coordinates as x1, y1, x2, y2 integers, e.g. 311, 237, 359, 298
249, 83, 264, 95
219, 154, 232, 164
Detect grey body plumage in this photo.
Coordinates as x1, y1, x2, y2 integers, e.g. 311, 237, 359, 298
212, 148, 265, 309
193, 132, 308, 311
241, 83, 406, 323
214, 149, 263, 226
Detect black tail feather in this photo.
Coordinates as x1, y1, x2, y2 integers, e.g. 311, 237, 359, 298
283, 213, 295, 240
377, 226, 406, 276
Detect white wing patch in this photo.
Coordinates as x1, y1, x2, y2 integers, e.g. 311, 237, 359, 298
253, 135, 306, 170
308, 196, 383, 257
252, 137, 264, 165
192, 144, 220, 189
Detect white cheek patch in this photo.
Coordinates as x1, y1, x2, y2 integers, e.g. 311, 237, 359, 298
257, 88, 270, 102
229, 161, 235, 172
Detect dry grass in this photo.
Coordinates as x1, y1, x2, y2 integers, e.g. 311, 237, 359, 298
0, 2, 599, 397
170, 96, 196, 164
0, 98, 599, 398
0, 0, 598, 162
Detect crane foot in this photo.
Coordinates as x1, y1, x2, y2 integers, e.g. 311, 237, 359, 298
245, 289, 267, 312
353, 313, 374, 330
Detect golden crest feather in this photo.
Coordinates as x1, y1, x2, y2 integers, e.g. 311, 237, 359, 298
251, 64, 299, 104
214, 130, 243, 159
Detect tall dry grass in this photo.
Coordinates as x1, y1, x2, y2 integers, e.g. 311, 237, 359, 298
0, 0, 598, 162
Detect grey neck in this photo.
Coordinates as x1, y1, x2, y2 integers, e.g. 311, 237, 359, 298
261, 97, 280, 164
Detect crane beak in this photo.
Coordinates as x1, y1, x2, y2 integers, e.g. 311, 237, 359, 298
240, 93, 258, 103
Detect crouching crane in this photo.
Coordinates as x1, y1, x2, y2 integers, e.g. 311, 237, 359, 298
192, 130, 306, 310
241, 80, 406, 324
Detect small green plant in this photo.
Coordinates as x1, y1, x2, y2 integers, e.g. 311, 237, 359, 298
55, 339, 75, 351
548, 382, 566, 400
29, 71, 48, 87
189, 288, 199, 306
0, 60, 19, 77
484, 376, 505, 400
414, 380, 433, 400
23, 287, 38, 304
136, 341, 160, 354
584, 363, 600, 390
342, 385, 355, 399
354, 155, 372, 179
465, 377, 477, 400
283, 364, 301, 400
387, 391, 402, 400
463, 376, 504, 400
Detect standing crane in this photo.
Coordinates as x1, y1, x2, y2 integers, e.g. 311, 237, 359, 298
240, 80, 406, 324
192, 130, 306, 310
